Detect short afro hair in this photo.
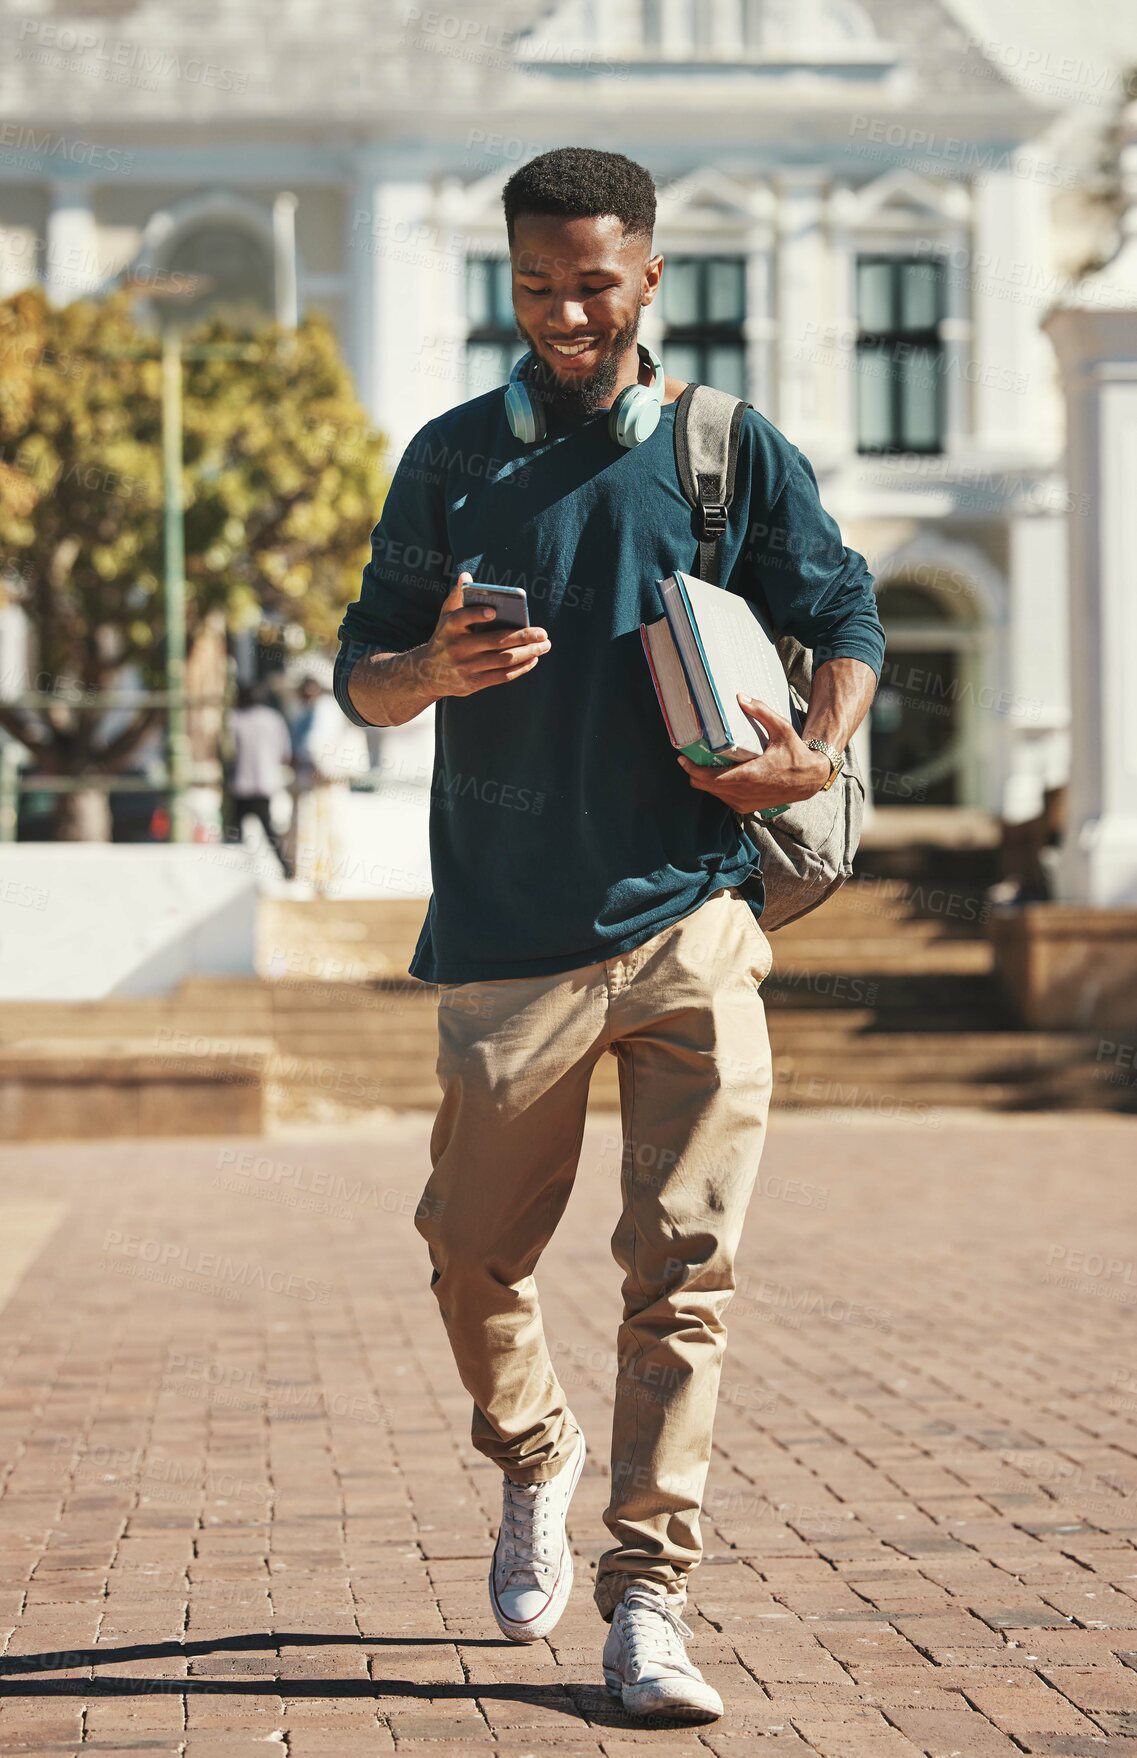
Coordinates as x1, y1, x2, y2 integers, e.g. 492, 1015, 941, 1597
503, 147, 656, 246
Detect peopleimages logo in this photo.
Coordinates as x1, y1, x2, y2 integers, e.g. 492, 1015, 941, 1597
0, 123, 133, 173
99, 1230, 332, 1303
432, 769, 545, 814
16, 20, 249, 91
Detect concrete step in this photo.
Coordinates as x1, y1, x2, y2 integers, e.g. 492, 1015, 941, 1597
764, 971, 1004, 1008
251, 1028, 1095, 1067
771, 1050, 1094, 1083
768, 943, 993, 975
268, 1071, 1132, 1118
11, 1012, 1075, 1057
4, 884, 1130, 1135
0, 1037, 269, 1138
0, 1003, 1108, 1062
258, 1037, 1100, 1084
257, 886, 998, 974
777, 1078, 1131, 1113
6, 1022, 1128, 1128
270, 1056, 624, 1119
772, 1032, 1091, 1064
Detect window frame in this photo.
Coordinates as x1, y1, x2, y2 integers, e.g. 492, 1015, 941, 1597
660, 252, 748, 399
854, 252, 946, 457
464, 254, 523, 397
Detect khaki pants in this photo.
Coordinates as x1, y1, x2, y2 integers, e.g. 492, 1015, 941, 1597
413, 885, 775, 1620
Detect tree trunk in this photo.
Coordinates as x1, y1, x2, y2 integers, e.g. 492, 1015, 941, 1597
53, 786, 113, 842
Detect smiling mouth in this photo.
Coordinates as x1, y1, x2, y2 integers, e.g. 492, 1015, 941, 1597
545, 338, 600, 358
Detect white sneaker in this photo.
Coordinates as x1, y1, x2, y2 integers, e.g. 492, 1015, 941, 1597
488, 1427, 586, 1643
603, 1582, 723, 1722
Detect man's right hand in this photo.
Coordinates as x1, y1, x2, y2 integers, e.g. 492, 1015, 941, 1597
422, 572, 551, 699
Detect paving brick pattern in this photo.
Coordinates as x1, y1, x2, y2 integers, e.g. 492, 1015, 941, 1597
0, 1110, 1135, 1755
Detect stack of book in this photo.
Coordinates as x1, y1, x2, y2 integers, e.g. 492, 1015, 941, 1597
640, 572, 803, 770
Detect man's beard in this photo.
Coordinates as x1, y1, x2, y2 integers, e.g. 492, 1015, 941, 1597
515, 313, 642, 422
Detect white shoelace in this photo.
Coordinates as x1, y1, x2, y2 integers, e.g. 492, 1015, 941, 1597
496, 1477, 557, 1591
618, 1585, 698, 1675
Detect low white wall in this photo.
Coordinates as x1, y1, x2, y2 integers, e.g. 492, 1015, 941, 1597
328, 712, 434, 900
0, 844, 258, 1000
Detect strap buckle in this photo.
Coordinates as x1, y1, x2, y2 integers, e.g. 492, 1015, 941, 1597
697, 498, 728, 539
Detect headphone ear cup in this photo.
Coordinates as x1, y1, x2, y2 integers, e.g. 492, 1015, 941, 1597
622, 393, 662, 449
505, 379, 544, 445
607, 384, 633, 448
609, 385, 662, 450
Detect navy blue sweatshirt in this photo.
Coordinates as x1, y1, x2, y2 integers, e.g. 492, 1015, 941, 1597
335, 389, 884, 984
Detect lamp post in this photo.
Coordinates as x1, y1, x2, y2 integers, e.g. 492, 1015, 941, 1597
160, 315, 191, 842
148, 325, 286, 840
120, 272, 215, 844
122, 197, 300, 840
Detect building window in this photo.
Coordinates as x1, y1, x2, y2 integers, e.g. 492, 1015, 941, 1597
640, 0, 881, 59
661, 256, 747, 398
855, 255, 945, 454
465, 256, 523, 397
640, 0, 737, 53
691, 0, 716, 48
742, 0, 765, 45
642, 0, 663, 49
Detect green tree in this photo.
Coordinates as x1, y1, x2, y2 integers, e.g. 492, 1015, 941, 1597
0, 286, 389, 839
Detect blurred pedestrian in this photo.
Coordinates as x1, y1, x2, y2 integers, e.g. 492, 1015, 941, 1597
288, 674, 369, 894
224, 680, 294, 879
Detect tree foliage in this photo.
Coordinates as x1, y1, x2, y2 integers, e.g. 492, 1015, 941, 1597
0, 284, 389, 786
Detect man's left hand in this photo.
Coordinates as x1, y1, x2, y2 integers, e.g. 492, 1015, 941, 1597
677, 693, 831, 813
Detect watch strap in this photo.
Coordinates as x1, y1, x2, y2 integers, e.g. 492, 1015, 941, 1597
807, 738, 844, 792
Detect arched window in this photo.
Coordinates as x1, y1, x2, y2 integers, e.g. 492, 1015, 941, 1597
162, 222, 275, 328
871, 577, 983, 807
131, 193, 286, 333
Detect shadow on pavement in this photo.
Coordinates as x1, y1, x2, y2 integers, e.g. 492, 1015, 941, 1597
0, 1632, 667, 1726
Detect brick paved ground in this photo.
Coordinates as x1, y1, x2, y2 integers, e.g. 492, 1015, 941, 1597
1, 1110, 1136, 1756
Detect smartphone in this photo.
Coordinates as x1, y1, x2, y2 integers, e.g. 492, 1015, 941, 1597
461, 582, 530, 629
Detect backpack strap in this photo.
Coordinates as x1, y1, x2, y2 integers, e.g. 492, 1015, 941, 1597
675, 382, 814, 708
673, 384, 866, 926
673, 383, 750, 586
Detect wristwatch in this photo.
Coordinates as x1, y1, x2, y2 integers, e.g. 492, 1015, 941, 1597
807, 738, 844, 792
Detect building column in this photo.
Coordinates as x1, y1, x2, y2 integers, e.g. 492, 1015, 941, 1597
45, 180, 100, 306
1001, 509, 1070, 824
344, 162, 378, 418
434, 174, 479, 412
775, 169, 828, 455
971, 153, 1059, 458
1042, 103, 1137, 906
824, 188, 857, 460
743, 238, 776, 415
938, 219, 974, 458
346, 168, 442, 460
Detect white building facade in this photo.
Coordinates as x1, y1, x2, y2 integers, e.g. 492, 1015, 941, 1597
1, 0, 1128, 831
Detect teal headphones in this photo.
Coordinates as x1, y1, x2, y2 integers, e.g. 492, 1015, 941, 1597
505, 342, 665, 448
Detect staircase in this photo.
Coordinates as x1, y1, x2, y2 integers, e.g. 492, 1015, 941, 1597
3, 851, 1132, 1133
763, 886, 1120, 1115
763, 826, 1130, 1116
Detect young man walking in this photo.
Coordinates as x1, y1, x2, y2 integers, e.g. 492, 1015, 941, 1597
335, 147, 883, 1723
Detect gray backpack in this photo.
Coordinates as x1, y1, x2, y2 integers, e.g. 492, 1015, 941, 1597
673, 383, 866, 930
